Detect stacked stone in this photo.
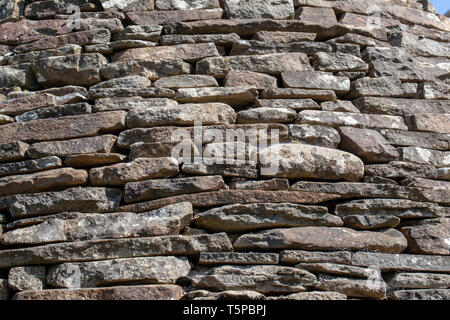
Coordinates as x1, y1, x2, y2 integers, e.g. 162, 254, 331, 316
0, 0, 449, 300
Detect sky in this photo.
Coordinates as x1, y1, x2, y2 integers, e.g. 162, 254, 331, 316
430, 0, 449, 14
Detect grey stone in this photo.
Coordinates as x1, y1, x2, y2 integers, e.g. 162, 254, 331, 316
343, 215, 401, 230
256, 99, 319, 111
390, 289, 450, 300
224, 0, 294, 19
153, 75, 218, 89
199, 252, 279, 265
230, 40, 332, 56
314, 52, 368, 72
388, 272, 450, 289
182, 159, 258, 179
8, 266, 46, 291
155, 0, 219, 10
237, 107, 296, 124
350, 77, 417, 98
15, 102, 92, 122
282, 71, 350, 94
365, 161, 438, 179
0, 156, 62, 178
316, 274, 386, 299
289, 124, 341, 148
175, 87, 258, 106
280, 250, 351, 265
0, 141, 29, 163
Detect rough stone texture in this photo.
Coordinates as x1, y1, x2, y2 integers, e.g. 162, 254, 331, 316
194, 202, 342, 232
47, 256, 191, 288
0, 0, 449, 301
234, 227, 407, 253
14, 285, 184, 300
259, 143, 364, 181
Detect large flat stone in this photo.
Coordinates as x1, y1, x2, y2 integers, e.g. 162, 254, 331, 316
224, 0, 294, 19
155, 0, 219, 10
349, 77, 417, 98
259, 143, 364, 181
388, 272, 450, 289
0, 156, 62, 178
0, 233, 233, 268
401, 222, 450, 255
353, 97, 450, 116
14, 285, 184, 300
230, 40, 332, 56
47, 256, 191, 288
199, 252, 279, 265
289, 124, 341, 148
406, 113, 450, 134
280, 250, 351, 265
0, 168, 88, 197
89, 158, 179, 186
0, 111, 126, 144
390, 289, 450, 300
380, 129, 450, 151
182, 159, 258, 179
234, 227, 407, 253
153, 75, 218, 89
125, 176, 224, 203
127, 8, 223, 25
119, 190, 340, 213
316, 274, 387, 299
0, 93, 57, 116
365, 161, 437, 179
175, 87, 258, 106
282, 71, 350, 94
194, 203, 342, 232
400, 147, 450, 168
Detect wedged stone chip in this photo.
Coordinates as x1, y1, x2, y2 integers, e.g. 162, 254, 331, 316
0, 168, 88, 197
365, 161, 437, 179
234, 227, 407, 253
0, 141, 29, 163
127, 9, 224, 25
182, 159, 258, 179
353, 97, 450, 116
406, 113, 450, 134
100, 0, 154, 11
14, 285, 184, 300
194, 202, 342, 232
417, 82, 450, 100
237, 107, 296, 124
199, 252, 279, 265
351, 252, 450, 273
229, 40, 332, 56
65, 154, 126, 168
14, 29, 111, 54
0, 233, 233, 268
400, 147, 449, 168
27, 135, 117, 159
321, 100, 360, 113
119, 190, 339, 213
379, 129, 450, 151
124, 175, 224, 203
32, 53, 107, 87
175, 87, 258, 105
89, 157, 179, 186
224, 71, 278, 89
389, 289, 450, 300
117, 123, 289, 147
126, 103, 237, 128
8, 266, 46, 291
259, 143, 364, 181
338, 126, 399, 163
280, 250, 351, 265
268, 291, 347, 300
336, 199, 444, 219
161, 33, 240, 46
314, 52, 368, 72
113, 43, 219, 63
343, 215, 401, 230
229, 178, 289, 191
387, 272, 450, 289
101, 59, 191, 81
155, 0, 219, 10
296, 263, 380, 279
15, 102, 92, 122
0, 156, 62, 178
289, 124, 341, 148
2, 187, 122, 219
349, 77, 417, 98
401, 222, 450, 255
190, 265, 316, 294
316, 274, 387, 299
256, 98, 319, 111
0, 111, 126, 144
252, 31, 316, 42
94, 97, 177, 112
47, 256, 191, 288
196, 53, 312, 78
0, 93, 57, 116
224, 0, 295, 19
185, 290, 266, 300
153, 75, 218, 89
297, 110, 408, 130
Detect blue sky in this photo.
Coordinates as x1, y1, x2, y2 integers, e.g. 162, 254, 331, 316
430, 0, 449, 14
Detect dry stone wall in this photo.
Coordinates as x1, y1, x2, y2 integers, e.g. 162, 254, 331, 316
0, 0, 449, 300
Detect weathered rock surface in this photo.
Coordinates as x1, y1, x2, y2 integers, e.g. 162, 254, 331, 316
234, 227, 407, 253
388, 272, 450, 289
182, 159, 258, 179
0, 156, 62, 178
64, 153, 126, 168
365, 161, 438, 179
316, 274, 387, 299
90, 158, 179, 186
127, 9, 224, 25
259, 143, 364, 181
153, 75, 218, 89
406, 113, 450, 134
269, 291, 347, 300
191, 265, 316, 294
7, 266, 46, 291
47, 256, 191, 288
401, 222, 450, 255
194, 203, 342, 232
14, 285, 184, 300
199, 252, 279, 265
282, 71, 350, 94
343, 215, 401, 230
0, 141, 29, 163
175, 87, 258, 106
389, 289, 450, 300
280, 250, 352, 265
224, 0, 294, 19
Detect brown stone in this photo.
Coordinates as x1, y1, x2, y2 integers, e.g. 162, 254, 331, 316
127, 8, 223, 25
0, 93, 57, 116
406, 113, 450, 134
64, 153, 126, 168
224, 71, 278, 89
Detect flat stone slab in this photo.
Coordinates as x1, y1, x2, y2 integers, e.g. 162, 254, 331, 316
198, 252, 279, 265
280, 250, 352, 265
